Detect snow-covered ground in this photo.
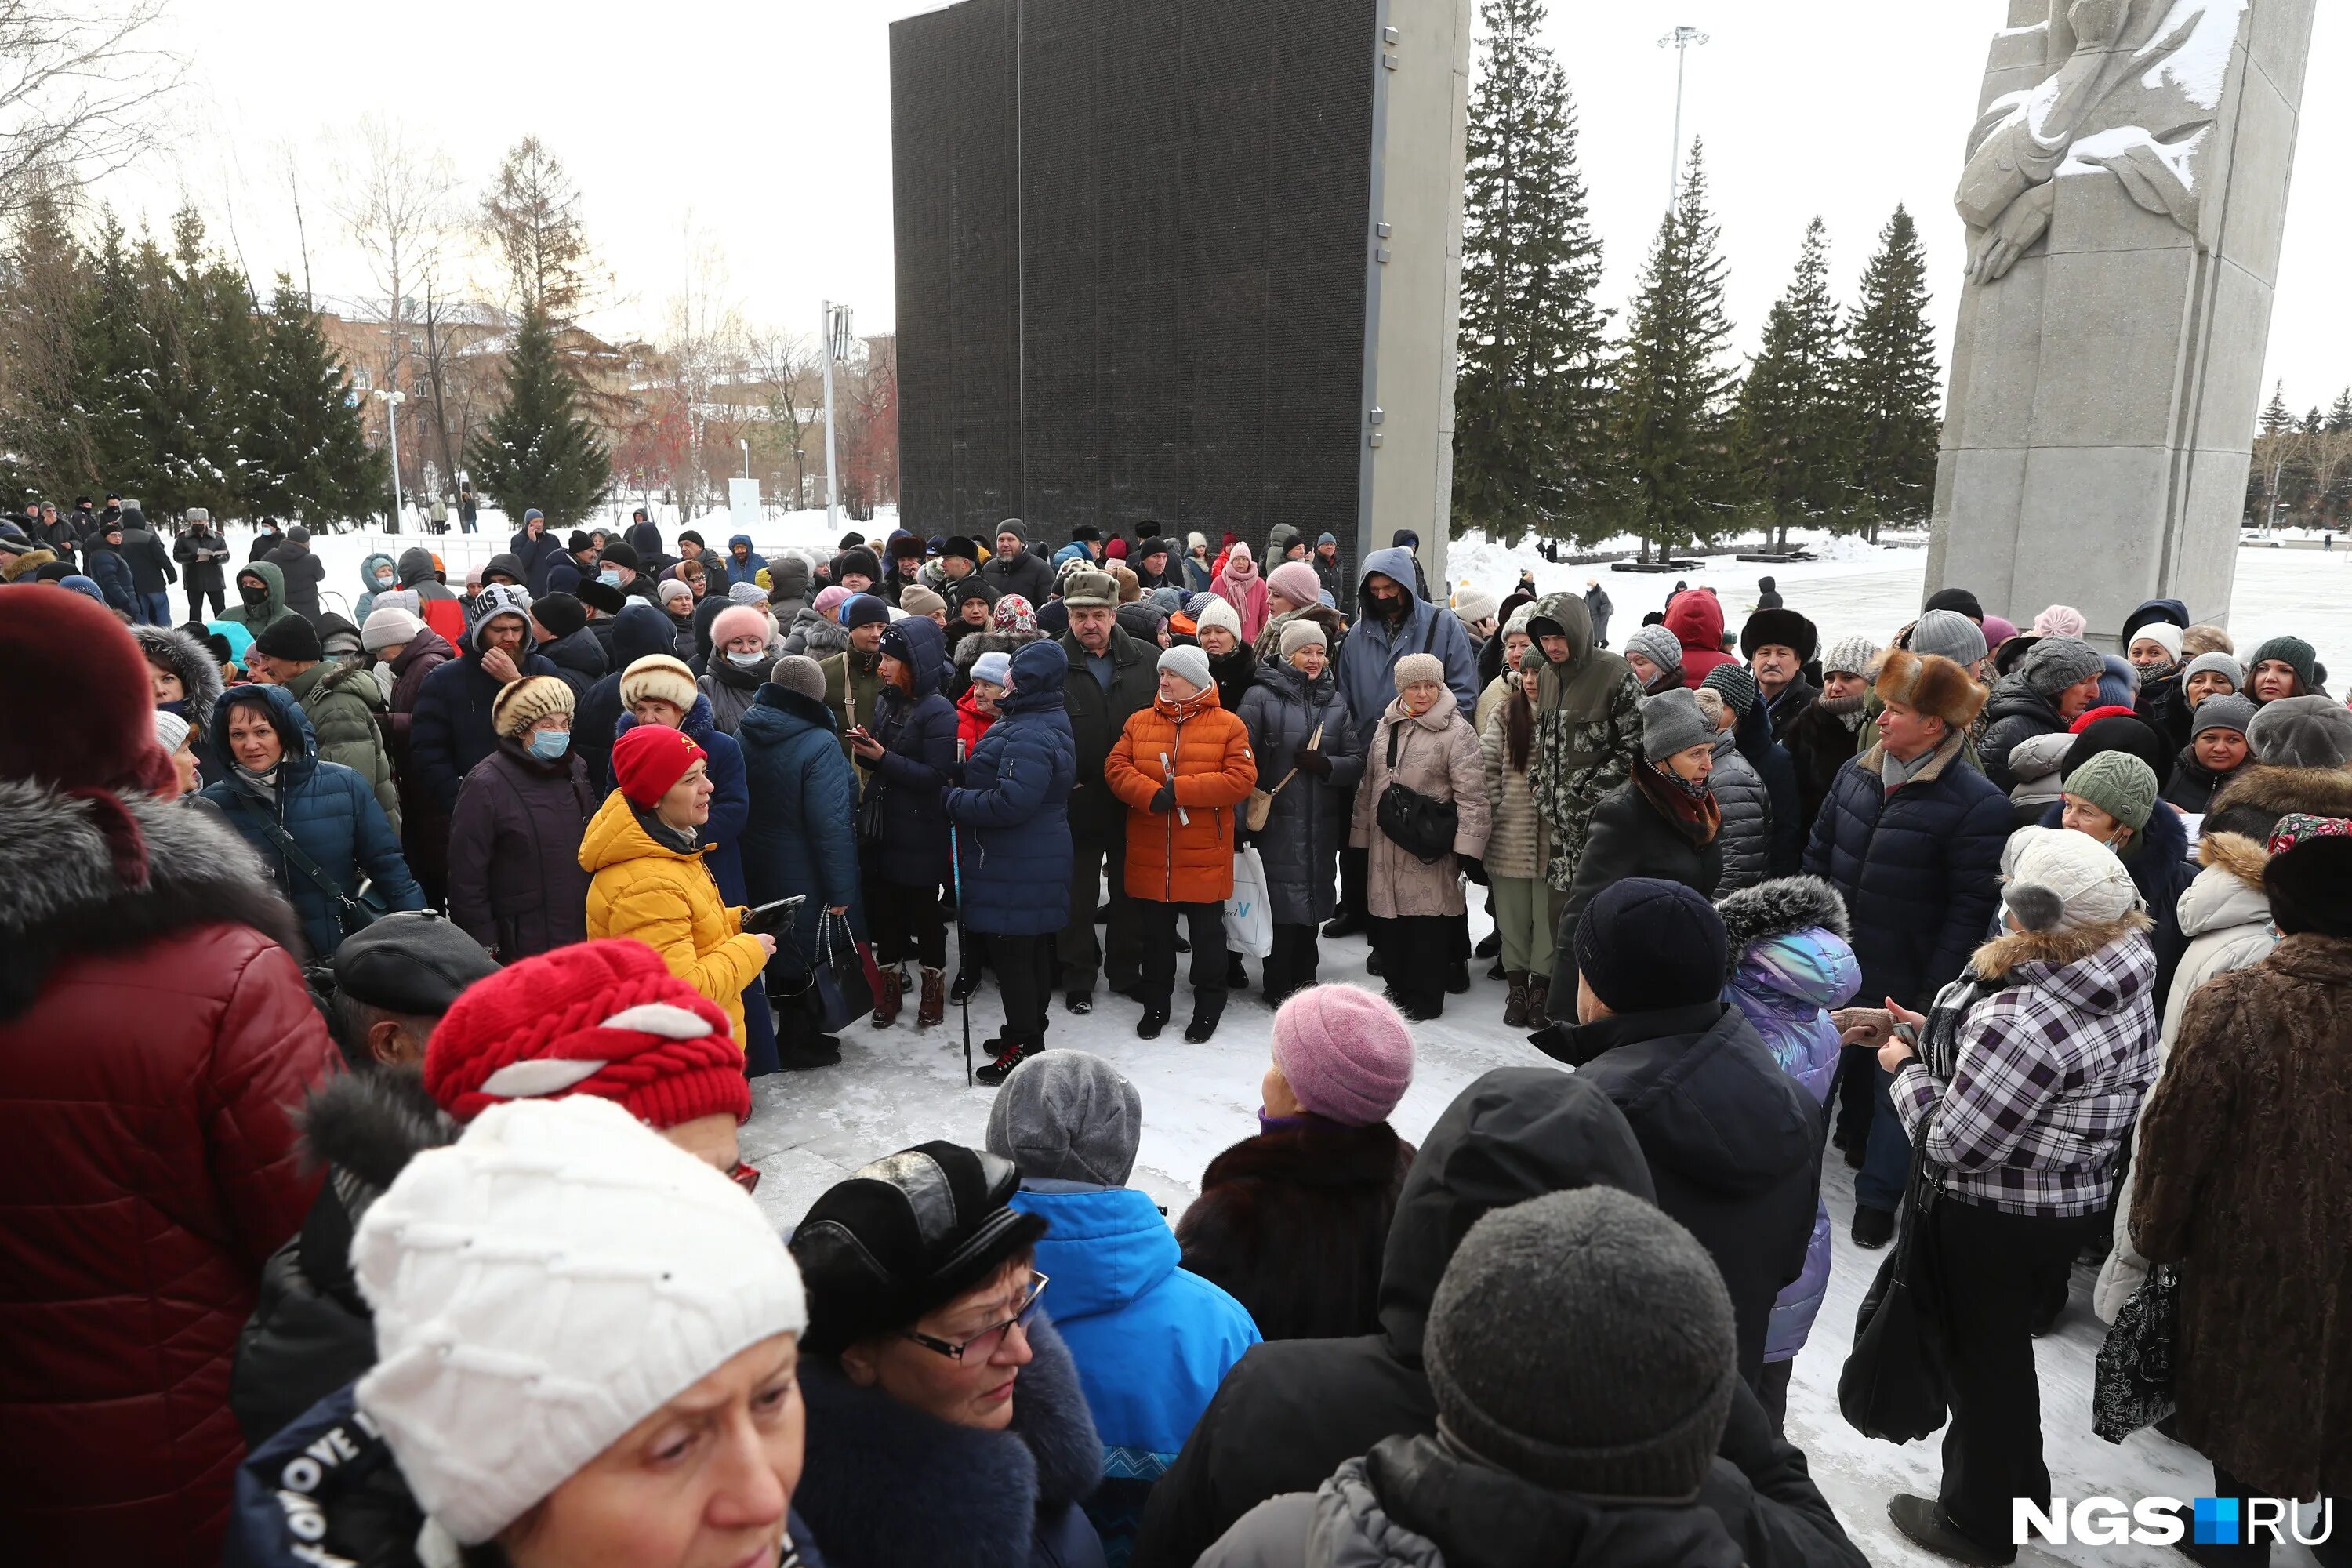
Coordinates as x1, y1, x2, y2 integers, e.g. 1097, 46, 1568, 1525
247, 517, 2338, 1566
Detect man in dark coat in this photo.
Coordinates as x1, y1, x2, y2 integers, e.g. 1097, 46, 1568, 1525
528, 590, 608, 699
407, 585, 559, 818
83, 518, 141, 615
263, 525, 327, 621
1536, 880, 1820, 1390
1131, 1068, 1864, 1568
174, 507, 231, 621
1057, 571, 1159, 1011
246, 516, 284, 563
1741, 606, 1818, 733
118, 505, 179, 623
1780, 634, 1878, 831
1804, 649, 2009, 1246
982, 517, 1057, 606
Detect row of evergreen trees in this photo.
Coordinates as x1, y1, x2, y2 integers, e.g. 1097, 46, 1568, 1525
1451, 0, 1943, 554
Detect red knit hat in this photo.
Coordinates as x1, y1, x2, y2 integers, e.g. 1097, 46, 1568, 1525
424, 939, 753, 1126
611, 723, 707, 808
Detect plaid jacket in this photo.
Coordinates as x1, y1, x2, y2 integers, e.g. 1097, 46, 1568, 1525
1892, 913, 2159, 1217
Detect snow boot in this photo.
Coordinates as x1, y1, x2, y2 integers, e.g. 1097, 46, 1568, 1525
975, 1038, 1034, 1087
1185, 999, 1225, 1044
1446, 959, 1471, 995
1474, 927, 1501, 960
1502, 972, 1530, 1029
1225, 952, 1248, 991
1137, 1004, 1171, 1040
916, 967, 946, 1029
871, 967, 905, 1028
1322, 909, 1365, 939
1524, 975, 1549, 1023
777, 1034, 844, 1071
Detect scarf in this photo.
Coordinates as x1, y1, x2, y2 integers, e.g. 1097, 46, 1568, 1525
630, 802, 701, 855
231, 762, 280, 804
1880, 730, 1960, 792
1632, 758, 1720, 847
1818, 689, 1866, 731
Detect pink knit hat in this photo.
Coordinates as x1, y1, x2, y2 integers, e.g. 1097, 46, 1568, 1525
1980, 614, 2018, 648
1267, 561, 1323, 609
1271, 985, 1415, 1127
2032, 604, 2086, 638
815, 585, 851, 618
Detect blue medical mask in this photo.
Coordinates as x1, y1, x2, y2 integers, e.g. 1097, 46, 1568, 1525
374, 571, 395, 588
598, 569, 622, 587
727, 650, 767, 670
528, 729, 572, 760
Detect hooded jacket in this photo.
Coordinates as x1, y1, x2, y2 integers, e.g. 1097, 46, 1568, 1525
394, 548, 467, 647
784, 603, 854, 660
83, 532, 140, 612
739, 681, 865, 983
579, 787, 768, 1050
1335, 547, 1477, 752
795, 1314, 1108, 1568
1013, 1182, 1261, 1558
947, 640, 1079, 938
1718, 878, 1859, 1363
860, 615, 960, 887
353, 551, 398, 624
721, 532, 768, 588
1979, 673, 2071, 793
1349, 695, 1490, 920
539, 622, 609, 700
1238, 659, 1365, 926
201, 687, 426, 958
1131, 1069, 1860, 1568
1106, 681, 1258, 905
1527, 591, 1645, 890
1, 778, 332, 1567
1664, 591, 1735, 688
132, 623, 227, 779
445, 735, 599, 960
227, 558, 302, 634
263, 530, 326, 619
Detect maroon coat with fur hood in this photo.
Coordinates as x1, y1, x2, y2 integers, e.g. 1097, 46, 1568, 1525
0, 779, 335, 1566
1175, 1119, 1414, 1341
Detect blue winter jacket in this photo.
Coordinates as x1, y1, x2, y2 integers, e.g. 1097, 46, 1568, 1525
616, 691, 776, 1071
739, 681, 866, 980
408, 644, 561, 814
512, 527, 567, 595
1012, 1183, 1261, 1563
85, 541, 140, 615
862, 615, 959, 887
202, 686, 424, 960
576, 604, 679, 791
1334, 546, 1477, 751
1722, 915, 1860, 1363
723, 532, 768, 588
1803, 739, 2012, 1011
948, 640, 1078, 936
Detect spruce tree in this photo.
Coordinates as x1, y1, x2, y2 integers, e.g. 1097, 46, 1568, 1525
2259, 383, 2293, 437
1840, 205, 1942, 538
1733, 217, 1851, 550
1452, 0, 1611, 545
467, 305, 610, 528
1611, 141, 1738, 561
2328, 388, 2352, 434
247, 277, 388, 524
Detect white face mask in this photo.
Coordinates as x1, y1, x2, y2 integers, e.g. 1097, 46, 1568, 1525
727, 650, 766, 669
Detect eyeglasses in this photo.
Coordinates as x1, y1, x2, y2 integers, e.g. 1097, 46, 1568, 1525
904, 1272, 1049, 1363
729, 1161, 762, 1194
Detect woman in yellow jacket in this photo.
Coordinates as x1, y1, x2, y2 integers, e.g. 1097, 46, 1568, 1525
580, 722, 775, 1049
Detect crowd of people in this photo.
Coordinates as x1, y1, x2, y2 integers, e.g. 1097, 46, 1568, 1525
4, 497, 2350, 1568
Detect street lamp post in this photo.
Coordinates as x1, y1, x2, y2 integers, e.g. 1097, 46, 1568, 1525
1657, 26, 1710, 215
374, 387, 408, 532
821, 300, 851, 531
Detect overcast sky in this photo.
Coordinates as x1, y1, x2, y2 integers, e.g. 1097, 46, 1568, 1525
108, 0, 2350, 413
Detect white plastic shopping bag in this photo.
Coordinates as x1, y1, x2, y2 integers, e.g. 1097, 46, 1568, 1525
1222, 846, 1275, 958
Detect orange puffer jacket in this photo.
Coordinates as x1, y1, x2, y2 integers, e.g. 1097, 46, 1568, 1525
1105, 687, 1258, 904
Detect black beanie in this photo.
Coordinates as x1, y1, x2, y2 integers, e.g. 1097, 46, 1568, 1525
532, 591, 587, 640
2264, 835, 2352, 939
1427, 1188, 1737, 1501
568, 531, 593, 553
678, 529, 705, 549
1922, 586, 1984, 624
597, 539, 639, 572
1573, 879, 1727, 1014
255, 615, 323, 663
575, 581, 625, 615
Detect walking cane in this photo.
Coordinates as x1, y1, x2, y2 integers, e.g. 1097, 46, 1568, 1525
951, 739, 973, 1087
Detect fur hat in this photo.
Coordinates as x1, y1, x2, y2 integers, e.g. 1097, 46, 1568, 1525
2182, 624, 2235, 658
1873, 649, 1987, 731
1063, 570, 1120, 610
2246, 694, 2352, 770
1820, 634, 1880, 679
619, 654, 699, 714
1192, 596, 1244, 641
1738, 607, 1817, 663
1393, 652, 1447, 695
491, 676, 575, 741
710, 605, 772, 651
768, 655, 826, 703
1999, 825, 2137, 931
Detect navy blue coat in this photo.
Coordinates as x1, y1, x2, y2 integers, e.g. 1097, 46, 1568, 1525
862, 615, 959, 887
947, 640, 1078, 936
1803, 742, 2012, 1011
575, 604, 681, 793
408, 644, 561, 814
511, 527, 566, 594
739, 682, 866, 980
85, 541, 140, 615
201, 686, 424, 959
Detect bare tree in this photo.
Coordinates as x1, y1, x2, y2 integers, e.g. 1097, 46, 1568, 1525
479, 135, 599, 326
334, 114, 456, 502
745, 328, 819, 505
658, 229, 746, 516
0, 1, 183, 223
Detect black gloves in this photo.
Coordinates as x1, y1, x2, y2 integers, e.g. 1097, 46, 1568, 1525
1293, 746, 1332, 779
1150, 779, 1178, 813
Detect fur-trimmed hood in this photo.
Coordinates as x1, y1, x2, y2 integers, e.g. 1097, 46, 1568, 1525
296, 1066, 455, 1196
1715, 875, 1851, 972
131, 622, 227, 739
1970, 908, 2154, 990
788, 604, 852, 658
2205, 763, 2352, 840
2198, 828, 2270, 893
952, 626, 1044, 674
795, 1313, 1101, 1568
0, 777, 302, 1018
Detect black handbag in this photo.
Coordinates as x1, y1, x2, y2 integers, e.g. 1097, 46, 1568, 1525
230, 794, 390, 939
2092, 1264, 2179, 1442
779, 912, 873, 1037
1376, 720, 1458, 864
1838, 1112, 1951, 1443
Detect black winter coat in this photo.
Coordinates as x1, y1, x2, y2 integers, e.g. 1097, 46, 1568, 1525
511, 528, 565, 595
575, 605, 679, 793
1175, 1120, 1413, 1343
981, 545, 1057, 608
946, 640, 1078, 938
740, 684, 866, 979
1131, 1068, 1863, 1568
173, 524, 230, 594
121, 512, 177, 594
1537, 1001, 1823, 1388
444, 739, 599, 960
263, 538, 325, 619
1236, 661, 1363, 926
2161, 746, 2243, 814
1548, 778, 1723, 1017
85, 539, 140, 614
406, 647, 561, 814
247, 528, 283, 563
1058, 626, 1160, 837
1779, 699, 1861, 832
538, 624, 608, 699
1803, 738, 2011, 1012
1980, 674, 2067, 793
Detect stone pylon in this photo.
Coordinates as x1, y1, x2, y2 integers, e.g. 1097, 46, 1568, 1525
1926, 0, 2316, 644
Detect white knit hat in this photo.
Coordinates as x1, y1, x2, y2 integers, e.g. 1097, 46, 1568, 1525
1453, 586, 1501, 626
1192, 595, 1243, 640
2129, 622, 2184, 662
1998, 825, 2138, 932
153, 709, 190, 755
353, 1097, 807, 1546
363, 606, 426, 652
1820, 635, 1881, 679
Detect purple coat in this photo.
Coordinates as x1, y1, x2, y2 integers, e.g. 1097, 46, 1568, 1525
444, 739, 600, 960
1717, 877, 1860, 1363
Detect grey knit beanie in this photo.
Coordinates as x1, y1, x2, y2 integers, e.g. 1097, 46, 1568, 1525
1910, 608, 1988, 668
1624, 625, 1683, 681
2190, 693, 2256, 742
2179, 651, 2244, 691
1700, 663, 1757, 717
1820, 634, 1880, 679
1425, 1187, 1736, 1501
985, 1051, 1142, 1188
1158, 643, 1212, 694
2246, 694, 2352, 770
2019, 635, 2104, 699
1641, 687, 1712, 762
768, 655, 827, 703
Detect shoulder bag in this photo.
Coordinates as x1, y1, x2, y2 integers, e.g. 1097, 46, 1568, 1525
778, 910, 874, 1037
1837, 1108, 1951, 1443
230, 793, 390, 938
1376, 719, 1458, 864
1245, 722, 1320, 833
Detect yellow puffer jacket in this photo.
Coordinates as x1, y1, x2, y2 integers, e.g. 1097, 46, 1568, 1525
579, 789, 768, 1048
